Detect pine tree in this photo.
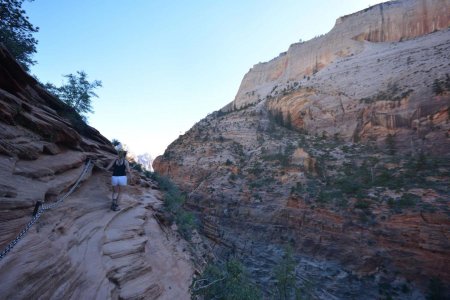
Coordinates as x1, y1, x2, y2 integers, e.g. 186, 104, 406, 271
274, 245, 301, 300
45, 71, 102, 120
386, 133, 396, 155
285, 111, 293, 130
0, 0, 39, 70
432, 79, 443, 95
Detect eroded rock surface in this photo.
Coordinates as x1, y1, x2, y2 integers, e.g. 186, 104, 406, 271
0, 172, 193, 299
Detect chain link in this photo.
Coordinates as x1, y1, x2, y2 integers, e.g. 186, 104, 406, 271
40, 160, 92, 211
0, 159, 92, 262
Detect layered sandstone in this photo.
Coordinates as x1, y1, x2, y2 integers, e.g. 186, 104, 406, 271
231, 0, 450, 109
0, 46, 194, 299
265, 28, 450, 155
0, 172, 193, 299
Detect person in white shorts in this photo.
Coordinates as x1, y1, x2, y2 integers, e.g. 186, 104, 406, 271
106, 150, 132, 211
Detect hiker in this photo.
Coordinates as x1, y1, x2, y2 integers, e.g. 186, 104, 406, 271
106, 150, 132, 211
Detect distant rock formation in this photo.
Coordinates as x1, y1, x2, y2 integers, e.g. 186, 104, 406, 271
230, 0, 450, 110
136, 153, 154, 171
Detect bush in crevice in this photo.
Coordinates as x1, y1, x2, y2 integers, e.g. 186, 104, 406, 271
273, 245, 301, 300
151, 172, 197, 240
191, 258, 261, 300
427, 277, 446, 300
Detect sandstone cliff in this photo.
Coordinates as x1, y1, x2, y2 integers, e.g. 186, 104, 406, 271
0, 46, 194, 299
154, 0, 450, 298
231, 0, 450, 109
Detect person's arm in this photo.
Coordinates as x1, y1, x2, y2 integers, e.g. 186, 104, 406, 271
105, 159, 115, 171
125, 160, 132, 174
125, 161, 133, 181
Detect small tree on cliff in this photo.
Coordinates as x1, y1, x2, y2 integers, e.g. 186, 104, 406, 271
274, 245, 301, 299
45, 71, 102, 121
192, 258, 261, 299
111, 139, 121, 147
0, 0, 39, 70
432, 79, 443, 95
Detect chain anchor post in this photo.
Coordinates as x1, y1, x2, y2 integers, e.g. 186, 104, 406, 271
32, 201, 42, 217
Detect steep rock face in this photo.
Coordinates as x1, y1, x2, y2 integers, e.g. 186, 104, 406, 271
231, 0, 450, 109
265, 28, 450, 155
0, 46, 194, 298
154, 1, 450, 298
154, 101, 450, 298
0, 46, 114, 158
0, 45, 116, 250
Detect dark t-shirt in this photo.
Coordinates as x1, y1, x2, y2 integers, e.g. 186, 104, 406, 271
112, 160, 126, 176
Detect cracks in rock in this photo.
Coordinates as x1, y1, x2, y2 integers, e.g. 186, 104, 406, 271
419, 211, 429, 224
339, 96, 346, 117
352, 109, 366, 142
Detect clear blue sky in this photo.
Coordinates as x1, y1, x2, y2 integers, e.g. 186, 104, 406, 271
24, 0, 385, 159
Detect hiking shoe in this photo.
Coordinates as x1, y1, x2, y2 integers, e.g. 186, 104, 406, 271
111, 204, 120, 211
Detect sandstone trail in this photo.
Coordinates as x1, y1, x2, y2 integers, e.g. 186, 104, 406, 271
0, 168, 194, 299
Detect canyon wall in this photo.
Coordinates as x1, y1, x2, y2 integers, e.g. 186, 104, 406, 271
154, 0, 450, 298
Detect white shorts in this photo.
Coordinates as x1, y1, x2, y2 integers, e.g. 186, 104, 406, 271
112, 176, 127, 186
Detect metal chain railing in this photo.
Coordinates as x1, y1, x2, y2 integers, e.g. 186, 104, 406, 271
40, 159, 92, 210
0, 159, 92, 262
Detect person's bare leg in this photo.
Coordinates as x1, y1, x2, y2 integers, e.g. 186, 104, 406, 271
116, 186, 122, 207
112, 185, 119, 210
112, 186, 118, 201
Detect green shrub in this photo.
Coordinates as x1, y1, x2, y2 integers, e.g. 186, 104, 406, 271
427, 278, 445, 300
274, 246, 301, 300
387, 198, 395, 207
387, 193, 419, 212
432, 79, 444, 95
374, 169, 404, 188
58, 104, 91, 135
248, 163, 264, 175
151, 172, 197, 240
229, 173, 237, 181
335, 177, 362, 194
262, 152, 290, 167
317, 189, 341, 204
130, 162, 143, 172
415, 152, 428, 171
355, 200, 370, 210
304, 180, 320, 201
397, 193, 419, 208
175, 210, 196, 240
192, 258, 262, 300
335, 197, 349, 208
386, 134, 396, 155
164, 192, 184, 213
290, 182, 304, 195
